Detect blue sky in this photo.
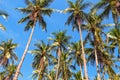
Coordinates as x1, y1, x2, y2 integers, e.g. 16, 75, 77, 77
1, 0, 117, 80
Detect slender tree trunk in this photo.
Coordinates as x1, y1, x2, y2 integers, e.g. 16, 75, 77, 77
78, 25, 88, 80
94, 45, 101, 80
5, 76, 10, 80
79, 63, 83, 80
13, 26, 35, 80
38, 57, 45, 80
55, 46, 61, 80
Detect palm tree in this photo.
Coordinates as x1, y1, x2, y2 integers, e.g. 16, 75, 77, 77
48, 30, 71, 80
29, 41, 50, 80
0, 10, 8, 30
86, 40, 119, 79
0, 64, 22, 80
0, 39, 18, 67
14, 0, 53, 79
83, 10, 116, 80
107, 27, 120, 55
92, 0, 120, 27
68, 42, 84, 80
64, 0, 90, 79
84, 12, 103, 80
59, 52, 72, 80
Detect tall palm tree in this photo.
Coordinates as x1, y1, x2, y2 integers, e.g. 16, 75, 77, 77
64, 0, 90, 79
84, 10, 116, 80
0, 39, 18, 67
14, 0, 53, 79
68, 42, 84, 80
48, 30, 71, 80
0, 10, 8, 30
84, 12, 103, 80
29, 41, 50, 80
86, 40, 119, 79
92, 0, 120, 27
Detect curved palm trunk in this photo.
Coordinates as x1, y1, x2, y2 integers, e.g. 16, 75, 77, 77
78, 24, 88, 80
13, 26, 35, 80
0, 57, 7, 66
55, 46, 61, 80
94, 45, 101, 80
79, 63, 83, 80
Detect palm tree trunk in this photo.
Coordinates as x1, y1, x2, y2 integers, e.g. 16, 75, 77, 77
94, 45, 101, 80
13, 26, 35, 80
79, 63, 83, 80
38, 57, 44, 80
55, 46, 61, 80
78, 24, 88, 80
5, 76, 10, 80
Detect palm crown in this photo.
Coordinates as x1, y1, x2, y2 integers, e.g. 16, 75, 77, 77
17, 0, 53, 31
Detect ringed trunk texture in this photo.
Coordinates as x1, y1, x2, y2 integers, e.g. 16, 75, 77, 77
55, 46, 61, 80
94, 45, 101, 80
13, 26, 35, 80
78, 24, 88, 80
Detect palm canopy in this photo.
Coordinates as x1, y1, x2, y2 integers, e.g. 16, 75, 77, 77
29, 41, 51, 80
0, 64, 22, 80
107, 27, 120, 55
48, 30, 71, 80
92, 0, 120, 27
59, 52, 72, 80
0, 40, 18, 67
17, 0, 53, 31
84, 12, 116, 47
49, 30, 71, 51
72, 71, 82, 80
0, 10, 8, 31
65, 0, 91, 31
68, 41, 83, 67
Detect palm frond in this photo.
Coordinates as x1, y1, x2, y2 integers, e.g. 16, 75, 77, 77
0, 24, 6, 31
65, 14, 74, 25
18, 15, 30, 24
38, 16, 47, 31
99, 5, 111, 19
0, 10, 8, 20
80, 2, 92, 10
67, 0, 75, 8
39, 0, 54, 7
41, 8, 53, 16
16, 8, 32, 14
